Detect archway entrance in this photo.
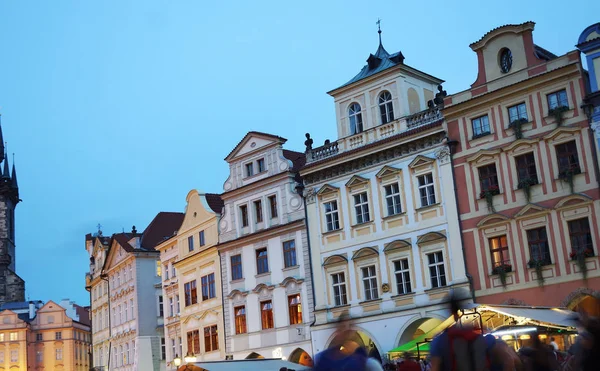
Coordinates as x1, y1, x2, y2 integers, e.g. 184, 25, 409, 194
245, 352, 264, 359
328, 330, 381, 363
569, 295, 600, 317
398, 317, 443, 347
288, 348, 314, 366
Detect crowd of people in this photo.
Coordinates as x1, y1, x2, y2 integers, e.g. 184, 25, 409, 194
312, 294, 600, 371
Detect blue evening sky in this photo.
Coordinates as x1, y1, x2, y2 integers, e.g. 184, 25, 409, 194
0, 1, 598, 306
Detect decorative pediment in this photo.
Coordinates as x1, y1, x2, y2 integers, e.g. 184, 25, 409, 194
542, 127, 580, 142
345, 175, 369, 188
226, 289, 249, 299
279, 276, 305, 288
322, 254, 348, 267
351, 246, 379, 260
376, 165, 401, 179
316, 184, 339, 196
514, 203, 550, 219
224, 132, 287, 162
383, 239, 412, 254
467, 149, 501, 164
408, 155, 435, 169
503, 138, 540, 154
476, 213, 510, 228
554, 194, 593, 209
251, 283, 275, 294
416, 231, 447, 245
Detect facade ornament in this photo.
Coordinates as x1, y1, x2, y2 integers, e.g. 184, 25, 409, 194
433, 84, 447, 107
304, 133, 313, 152
435, 146, 451, 164
303, 186, 317, 204
382, 283, 390, 293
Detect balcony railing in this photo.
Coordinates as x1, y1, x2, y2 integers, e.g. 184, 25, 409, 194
305, 106, 442, 163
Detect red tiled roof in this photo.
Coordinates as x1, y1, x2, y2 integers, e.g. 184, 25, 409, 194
74, 305, 91, 327
205, 193, 224, 214
113, 233, 138, 252
140, 212, 185, 250
301, 120, 444, 171
283, 149, 306, 173
224, 131, 287, 161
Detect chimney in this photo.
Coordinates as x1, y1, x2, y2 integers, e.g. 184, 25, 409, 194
29, 302, 36, 320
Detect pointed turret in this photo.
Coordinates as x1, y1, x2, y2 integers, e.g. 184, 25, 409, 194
0, 117, 5, 164
2, 151, 9, 180
11, 162, 17, 189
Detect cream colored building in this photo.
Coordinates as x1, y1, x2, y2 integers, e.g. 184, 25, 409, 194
218, 132, 314, 365
0, 300, 91, 371
157, 235, 181, 370
300, 33, 468, 361
172, 191, 225, 364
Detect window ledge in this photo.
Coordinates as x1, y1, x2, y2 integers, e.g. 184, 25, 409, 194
514, 181, 541, 192
243, 170, 269, 180
230, 278, 245, 284
322, 228, 343, 236
327, 304, 351, 311
351, 220, 374, 228
554, 171, 585, 182
415, 203, 441, 211
255, 272, 271, 278
358, 298, 382, 305
391, 292, 415, 299
471, 132, 492, 141
282, 265, 299, 271
382, 212, 407, 220
424, 286, 449, 293
526, 263, 554, 271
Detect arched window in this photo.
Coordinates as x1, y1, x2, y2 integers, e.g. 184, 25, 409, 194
378, 91, 394, 124
348, 103, 363, 135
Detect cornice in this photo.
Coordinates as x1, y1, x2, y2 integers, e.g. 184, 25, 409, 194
217, 219, 305, 251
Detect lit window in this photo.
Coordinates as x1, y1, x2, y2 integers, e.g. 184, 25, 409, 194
384, 183, 402, 216
547, 90, 568, 110
471, 115, 491, 138
331, 272, 347, 306
260, 300, 274, 329
349, 103, 363, 134
9, 332, 17, 341
418, 173, 436, 207
186, 330, 200, 355
235, 306, 247, 334
203, 325, 219, 352
427, 252, 446, 288
378, 91, 394, 124
283, 240, 297, 268
353, 192, 370, 224
324, 201, 340, 231
184, 280, 198, 306
489, 236, 510, 270
361, 266, 378, 301
288, 294, 302, 325
394, 259, 412, 295
156, 260, 162, 277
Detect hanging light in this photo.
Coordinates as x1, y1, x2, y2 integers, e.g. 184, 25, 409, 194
184, 351, 197, 364
173, 354, 181, 366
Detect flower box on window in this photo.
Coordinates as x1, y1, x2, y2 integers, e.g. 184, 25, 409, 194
569, 248, 595, 260
479, 185, 500, 199
548, 106, 569, 125
491, 263, 512, 275
509, 117, 529, 139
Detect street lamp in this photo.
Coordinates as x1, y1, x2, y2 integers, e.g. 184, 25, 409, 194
173, 352, 196, 370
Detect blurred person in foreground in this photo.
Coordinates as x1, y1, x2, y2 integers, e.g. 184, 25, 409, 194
397, 352, 420, 371
562, 306, 600, 371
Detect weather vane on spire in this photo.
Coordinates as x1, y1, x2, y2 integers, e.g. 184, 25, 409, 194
376, 18, 382, 45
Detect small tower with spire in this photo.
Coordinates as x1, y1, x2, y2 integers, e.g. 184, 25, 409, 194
0, 117, 25, 305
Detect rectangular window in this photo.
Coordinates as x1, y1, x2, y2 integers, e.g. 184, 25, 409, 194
54, 332, 61, 340
234, 306, 247, 334
36, 333, 42, 341
171, 338, 176, 361
489, 236, 510, 269
201, 273, 216, 301
394, 259, 412, 295
283, 240, 297, 268
515, 153, 538, 186
568, 218, 594, 255
184, 280, 198, 306
161, 338, 166, 360
257, 158, 266, 173
231, 254, 243, 280
175, 295, 179, 314
186, 330, 200, 355
508, 102, 528, 124
0, 351, 3, 363
36, 350, 43, 362
11, 349, 17, 362
268, 195, 278, 218
172, 264, 176, 278
169, 297, 174, 317
471, 114, 491, 137
428, 252, 447, 288
254, 200, 263, 223
158, 295, 164, 317
178, 337, 182, 357
9, 332, 17, 341
556, 141, 580, 175
478, 164, 499, 192
384, 183, 402, 216
353, 192, 370, 224
361, 265, 379, 301
55, 348, 62, 361
324, 201, 340, 231
331, 272, 348, 306
240, 205, 249, 228
547, 89, 568, 110
199, 230, 205, 246
130, 298, 135, 319
163, 264, 169, 280
288, 294, 302, 325
418, 173, 436, 207
188, 235, 194, 252
245, 163, 254, 177
260, 300, 274, 329
256, 248, 269, 274
527, 227, 551, 265
204, 325, 219, 352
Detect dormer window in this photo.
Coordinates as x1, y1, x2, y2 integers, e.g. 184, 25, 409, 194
348, 103, 363, 135
378, 91, 394, 124
245, 163, 254, 177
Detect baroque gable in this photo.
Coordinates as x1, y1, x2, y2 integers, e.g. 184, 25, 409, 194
375, 165, 401, 179
317, 184, 339, 196
514, 203, 550, 219
225, 132, 287, 162
467, 149, 501, 164
408, 155, 435, 169
543, 127, 580, 143
554, 194, 593, 209
503, 138, 540, 154
477, 213, 510, 228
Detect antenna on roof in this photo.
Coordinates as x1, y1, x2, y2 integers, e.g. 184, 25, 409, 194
376, 18, 382, 46
96, 223, 103, 236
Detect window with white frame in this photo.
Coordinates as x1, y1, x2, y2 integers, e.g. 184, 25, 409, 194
394, 259, 412, 295
471, 115, 491, 138
508, 102, 528, 124
331, 272, 348, 306
324, 201, 340, 231
169, 297, 174, 317
379, 91, 394, 124
547, 89, 568, 110
384, 183, 402, 216
361, 265, 379, 301
353, 192, 370, 224
348, 103, 364, 135
427, 251, 446, 288
417, 173, 436, 207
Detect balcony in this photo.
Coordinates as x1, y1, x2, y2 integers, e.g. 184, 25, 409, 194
305, 106, 442, 163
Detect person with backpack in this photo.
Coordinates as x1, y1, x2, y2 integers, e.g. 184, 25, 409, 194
429, 292, 489, 371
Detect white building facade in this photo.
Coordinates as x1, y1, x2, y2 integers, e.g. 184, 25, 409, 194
300, 35, 469, 362
217, 132, 314, 367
